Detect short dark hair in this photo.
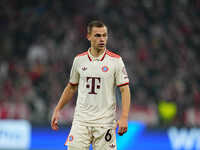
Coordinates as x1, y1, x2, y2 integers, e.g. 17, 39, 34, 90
87, 20, 106, 34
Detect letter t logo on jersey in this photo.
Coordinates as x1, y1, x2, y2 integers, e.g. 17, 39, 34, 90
86, 77, 101, 94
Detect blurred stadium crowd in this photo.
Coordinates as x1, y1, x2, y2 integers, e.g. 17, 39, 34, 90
0, 0, 200, 127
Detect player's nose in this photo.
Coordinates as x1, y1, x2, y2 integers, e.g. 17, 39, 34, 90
100, 36, 105, 41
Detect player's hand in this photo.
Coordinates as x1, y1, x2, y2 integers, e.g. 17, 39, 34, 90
51, 109, 60, 131
117, 118, 128, 136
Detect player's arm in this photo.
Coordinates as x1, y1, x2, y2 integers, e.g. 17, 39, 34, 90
118, 84, 131, 136
51, 83, 78, 130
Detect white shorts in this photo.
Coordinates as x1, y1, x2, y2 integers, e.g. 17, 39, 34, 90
65, 123, 117, 150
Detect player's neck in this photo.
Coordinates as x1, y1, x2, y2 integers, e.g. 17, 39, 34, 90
90, 47, 105, 57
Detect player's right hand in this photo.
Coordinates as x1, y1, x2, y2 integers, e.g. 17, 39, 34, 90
51, 110, 60, 131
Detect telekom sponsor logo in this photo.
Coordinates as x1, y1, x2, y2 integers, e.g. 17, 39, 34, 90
86, 77, 101, 94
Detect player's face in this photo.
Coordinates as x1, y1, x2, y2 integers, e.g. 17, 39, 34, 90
87, 26, 108, 51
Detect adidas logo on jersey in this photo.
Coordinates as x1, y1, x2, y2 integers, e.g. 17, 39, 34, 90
82, 67, 87, 71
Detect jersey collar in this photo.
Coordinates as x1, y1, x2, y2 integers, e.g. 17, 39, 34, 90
87, 48, 107, 61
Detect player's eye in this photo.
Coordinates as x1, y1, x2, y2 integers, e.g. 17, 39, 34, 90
94, 33, 107, 38
94, 34, 101, 37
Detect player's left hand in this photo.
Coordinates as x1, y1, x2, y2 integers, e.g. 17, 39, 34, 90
51, 109, 60, 131
117, 118, 128, 136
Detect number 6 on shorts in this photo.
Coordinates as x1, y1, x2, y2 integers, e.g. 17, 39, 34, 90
105, 129, 112, 142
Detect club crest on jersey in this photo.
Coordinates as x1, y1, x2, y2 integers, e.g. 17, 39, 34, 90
68, 135, 74, 142
101, 66, 109, 72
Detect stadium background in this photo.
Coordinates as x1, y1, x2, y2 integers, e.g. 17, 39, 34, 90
0, 0, 200, 149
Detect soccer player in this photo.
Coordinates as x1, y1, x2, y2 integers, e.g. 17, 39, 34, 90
51, 20, 131, 150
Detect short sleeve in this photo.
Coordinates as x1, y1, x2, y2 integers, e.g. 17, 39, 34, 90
69, 57, 79, 85
115, 57, 129, 87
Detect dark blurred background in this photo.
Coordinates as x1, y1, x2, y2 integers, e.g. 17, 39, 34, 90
0, 0, 200, 127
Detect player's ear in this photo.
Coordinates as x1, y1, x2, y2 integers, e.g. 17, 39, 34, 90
87, 33, 91, 41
